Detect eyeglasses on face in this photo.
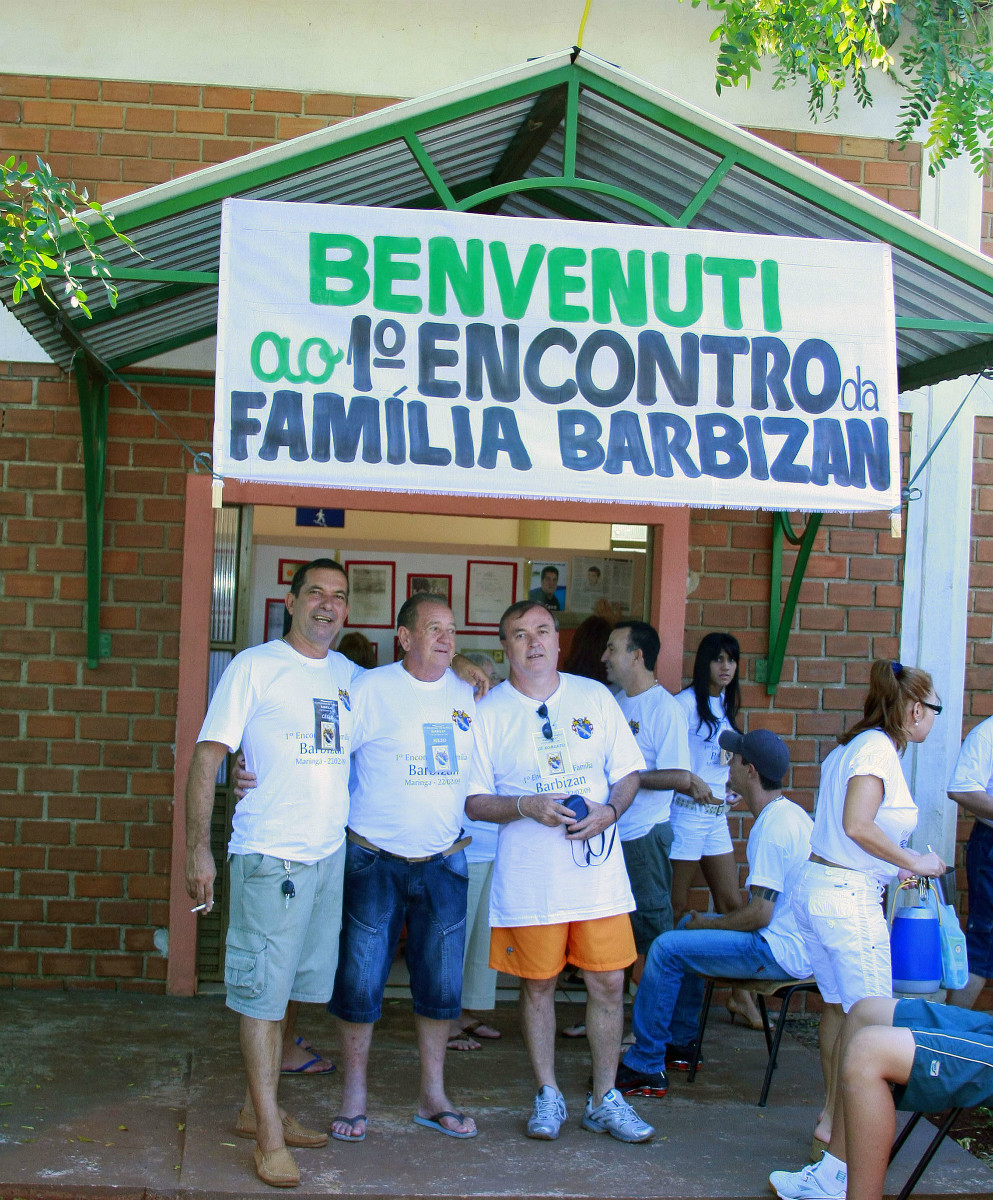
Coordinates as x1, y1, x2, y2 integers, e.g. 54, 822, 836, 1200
536, 702, 553, 740
921, 700, 942, 716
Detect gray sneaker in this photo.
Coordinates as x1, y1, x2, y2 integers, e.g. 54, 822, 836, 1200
582, 1088, 654, 1143
526, 1085, 568, 1140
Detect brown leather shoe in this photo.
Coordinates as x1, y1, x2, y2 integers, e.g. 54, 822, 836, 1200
236, 1110, 328, 1148
254, 1145, 300, 1188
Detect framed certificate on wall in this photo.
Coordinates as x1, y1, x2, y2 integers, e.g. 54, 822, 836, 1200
465, 560, 518, 628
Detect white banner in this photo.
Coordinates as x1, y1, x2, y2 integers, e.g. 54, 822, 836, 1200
215, 198, 899, 512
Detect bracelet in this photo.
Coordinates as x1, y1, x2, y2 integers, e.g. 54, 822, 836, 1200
605, 802, 619, 824
516, 795, 526, 818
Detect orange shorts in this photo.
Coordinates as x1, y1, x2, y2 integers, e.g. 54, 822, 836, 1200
489, 913, 636, 979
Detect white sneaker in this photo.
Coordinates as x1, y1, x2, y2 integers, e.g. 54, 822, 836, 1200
526, 1085, 568, 1140
581, 1088, 654, 1143
769, 1162, 846, 1200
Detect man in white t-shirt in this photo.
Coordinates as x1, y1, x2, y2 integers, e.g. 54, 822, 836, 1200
466, 600, 654, 1144
602, 620, 711, 969
329, 595, 478, 1142
185, 559, 354, 1188
617, 728, 813, 1096
947, 714, 993, 1009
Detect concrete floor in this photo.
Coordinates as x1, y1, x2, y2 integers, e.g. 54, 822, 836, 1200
1, 990, 991, 1199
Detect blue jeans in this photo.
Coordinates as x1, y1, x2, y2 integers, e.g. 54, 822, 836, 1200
622, 917, 793, 1074
329, 843, 468, 1023
965, 820, 993, 978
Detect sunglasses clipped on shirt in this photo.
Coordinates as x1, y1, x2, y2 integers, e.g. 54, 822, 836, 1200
536, 702, 553, 739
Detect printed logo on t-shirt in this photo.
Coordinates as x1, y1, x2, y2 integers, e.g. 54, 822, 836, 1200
572, 716, 594, 740
313, 698, 340, 752
452, 708, 472, 732
423, 723, 458, 774
338, 688, 351, 712
628, 719, 640, 736
929, 1058, 941, 1077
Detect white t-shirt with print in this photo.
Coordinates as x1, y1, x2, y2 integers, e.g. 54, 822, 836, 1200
674, 688, 732, 800
747, 796, 814, 979
616, 684, 690, 840
811, 728, 917, 887
198, 639, 360, 863
948, 714, 993, 830
467, 673, 645, 928
349, 661, 476, 857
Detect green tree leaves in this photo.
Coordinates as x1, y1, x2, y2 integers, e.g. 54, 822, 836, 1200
1, 156, 136, 318
693, 0, 993, 173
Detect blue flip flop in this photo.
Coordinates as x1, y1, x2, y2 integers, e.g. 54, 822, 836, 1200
413, 1110, 477, 1139
281, 1036, 336, 1074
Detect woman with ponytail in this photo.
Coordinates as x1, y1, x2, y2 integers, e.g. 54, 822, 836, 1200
789, 659, 947, 1171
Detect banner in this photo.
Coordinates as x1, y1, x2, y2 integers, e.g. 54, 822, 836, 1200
215, 198, 899, 512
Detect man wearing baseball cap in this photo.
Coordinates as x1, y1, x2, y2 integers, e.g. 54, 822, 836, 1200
615, 728, 814, 1097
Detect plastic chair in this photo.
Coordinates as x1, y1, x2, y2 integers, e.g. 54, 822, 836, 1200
688, 975, 820, 1106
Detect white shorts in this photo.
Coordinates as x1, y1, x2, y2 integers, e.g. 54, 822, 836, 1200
792, 860, 890, 1012
669, 803, 734, 860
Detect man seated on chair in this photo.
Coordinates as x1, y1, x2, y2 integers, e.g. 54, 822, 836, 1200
616, 728, 813, 1096
768, 996, 993, 1200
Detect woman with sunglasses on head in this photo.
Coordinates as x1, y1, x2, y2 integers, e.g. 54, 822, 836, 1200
774, 660, 947, 1191
671, 632, 764, 1029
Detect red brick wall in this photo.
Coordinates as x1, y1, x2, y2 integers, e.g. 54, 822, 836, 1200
749, 129, 921, 216
0, 74, 396, 204
0, 71, 963, 991
0, 365, 212, 988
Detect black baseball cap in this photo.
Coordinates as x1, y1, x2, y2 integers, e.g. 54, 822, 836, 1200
718, 728, 789, 783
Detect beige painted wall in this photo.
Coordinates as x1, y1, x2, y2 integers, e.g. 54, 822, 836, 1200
6, 0, 911, 136
252, 506, 614, 550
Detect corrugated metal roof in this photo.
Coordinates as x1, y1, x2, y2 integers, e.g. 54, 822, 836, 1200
4, 47, 993, 390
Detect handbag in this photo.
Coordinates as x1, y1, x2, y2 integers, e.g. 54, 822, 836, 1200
929, 880, 969, 991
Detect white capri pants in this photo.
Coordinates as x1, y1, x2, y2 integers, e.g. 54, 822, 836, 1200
792, 860, 891, 1012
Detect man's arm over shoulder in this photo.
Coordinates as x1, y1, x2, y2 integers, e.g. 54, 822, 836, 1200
185, 740, 228, 911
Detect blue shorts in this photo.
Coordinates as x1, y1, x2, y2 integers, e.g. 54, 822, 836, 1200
965, 821, 993, 978
329, 842, 468, 1023
892, 997, 993, 1113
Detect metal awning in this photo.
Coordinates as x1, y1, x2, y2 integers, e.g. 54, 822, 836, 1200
5, 47, 993, 393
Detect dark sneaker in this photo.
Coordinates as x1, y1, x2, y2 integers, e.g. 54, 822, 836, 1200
614, 1060, 668, 1098
665, 1042, 701, 1071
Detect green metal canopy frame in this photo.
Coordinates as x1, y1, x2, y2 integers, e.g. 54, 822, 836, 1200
10, 48, 993, 673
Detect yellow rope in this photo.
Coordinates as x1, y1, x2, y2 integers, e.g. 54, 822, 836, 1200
576, 0, 593, 49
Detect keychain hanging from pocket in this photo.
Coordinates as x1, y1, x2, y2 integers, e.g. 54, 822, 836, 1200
281, 860, 296, 908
